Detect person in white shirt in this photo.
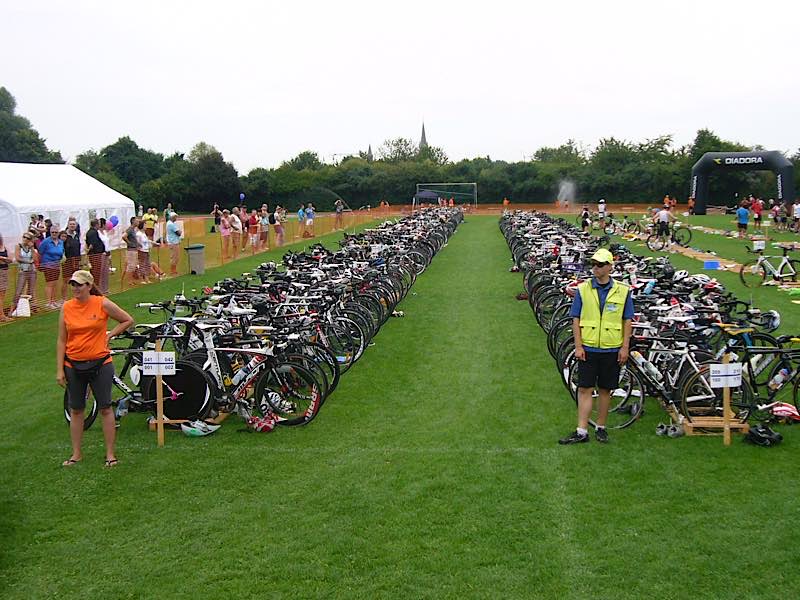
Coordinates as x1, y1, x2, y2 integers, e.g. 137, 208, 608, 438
230, 207, 243, 253
136, 221, 164, 281
597, 199, 607, 229
792, 200, 800, 228
654, 206, 675, 243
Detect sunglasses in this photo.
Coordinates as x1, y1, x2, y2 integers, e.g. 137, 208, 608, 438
590, 261, 610, 268
68, 281, 87, 287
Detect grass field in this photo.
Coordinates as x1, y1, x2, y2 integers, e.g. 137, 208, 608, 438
1, 215, 798, 599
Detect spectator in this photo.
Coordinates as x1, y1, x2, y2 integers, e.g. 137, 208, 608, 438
39, 226, 65, 308
247, 209, 259, 252
56, 269, 134, 468
687, 197, 695, 216
98, 218, 111, 294
793, 199, 800, 231
137, 204, 144, 218
297, 204, 306, 238
136, 221, 163, 281
230, 207, 243, 253
86, 219, 106, 292
143, 207, 157, 240
61, 225, 81, 302
305, 203, 315, 237
220, 209, 232, 259
210, 203, 222, 233
166, 212, 182, 275
12, 232, 38, 313
122, 216, 140, 286
334, 199, 344, 230
580, 205, 590, 233
259, 207, 271, 251
0, 232, 11, 321
273, 205, 284, 247
163, 202, 173, 222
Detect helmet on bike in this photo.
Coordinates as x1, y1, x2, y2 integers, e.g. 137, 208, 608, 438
744, 424, 783, 447
181, 420, 221, 437
673, 270, 689, 282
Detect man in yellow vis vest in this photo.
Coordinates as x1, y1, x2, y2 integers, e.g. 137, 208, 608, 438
559, 248, 633, 444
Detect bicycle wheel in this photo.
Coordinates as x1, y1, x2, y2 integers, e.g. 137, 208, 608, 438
672, 227, 691, 247
253, 362, 322, 426
566, 361, 644, 429
63, 388, 98, 430
142, 360, 214, 421
778, 259, 800, 283
739, 260, 767, 287
679, 366, 755, 423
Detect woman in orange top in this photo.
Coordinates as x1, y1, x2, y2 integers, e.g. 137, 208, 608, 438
56, 270, 133, 467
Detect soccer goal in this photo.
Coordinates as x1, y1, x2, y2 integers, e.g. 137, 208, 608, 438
414, 182, 477, 211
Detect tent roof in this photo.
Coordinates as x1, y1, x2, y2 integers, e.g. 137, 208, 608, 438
0, 162, 135, 210
414, 189, 440, 200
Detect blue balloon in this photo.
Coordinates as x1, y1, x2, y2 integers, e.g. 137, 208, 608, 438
110, 215, 119, 226
239, 193, 245, 201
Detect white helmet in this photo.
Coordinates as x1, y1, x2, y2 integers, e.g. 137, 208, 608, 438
673, 270, 689, 281
181, 420, 221, 437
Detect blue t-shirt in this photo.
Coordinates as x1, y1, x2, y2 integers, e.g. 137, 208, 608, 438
569, 277, 635, 353
38, 237, 64, 265
166, 220, 182, 244
297, 208, 305, 221
736, 207, 749, 225
305, 207, 315, 220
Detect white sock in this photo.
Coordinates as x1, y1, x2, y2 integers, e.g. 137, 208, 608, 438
577, 427, 588, 437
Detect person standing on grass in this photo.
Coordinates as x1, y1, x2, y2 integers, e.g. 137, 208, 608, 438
220, 209, 232, 259
0, 232, 11, 321
230, 207, 243, 253
793, 199, 800, 232
297, 204, 306, 238
247, 209, 259, 252
259, 207, 271, 251
12, 232, 38, 314
305, 203, 315, 237
736, 201, 750, 239
61, 222, 81, 302
654, 205, 674, 245
166, 212, 182, 275
122, 217, 140, 286
752, 197, 763, 233
273, 205, 284, 247
57, 270, 133, 468
39, 225, 65, 309
334, 199, 344, 230
559, 248, 633, 445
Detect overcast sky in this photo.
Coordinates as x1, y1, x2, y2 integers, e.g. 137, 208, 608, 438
2, 0, 798, 173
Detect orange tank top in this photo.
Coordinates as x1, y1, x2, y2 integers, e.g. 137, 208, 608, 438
64, 295, 110, 361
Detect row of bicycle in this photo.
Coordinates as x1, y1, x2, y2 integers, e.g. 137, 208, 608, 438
66, 207, 463, 434
502, 210, 800, 431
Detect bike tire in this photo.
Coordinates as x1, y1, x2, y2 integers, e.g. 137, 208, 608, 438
141, 360, 214, 421
253, 362, 323, 426
672, 227, 691, 247
739, 260, 767, 287
678, 366, 755, 423
778, 259, 800, 283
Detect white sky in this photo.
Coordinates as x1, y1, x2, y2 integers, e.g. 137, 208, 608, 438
2, 0, 798, 173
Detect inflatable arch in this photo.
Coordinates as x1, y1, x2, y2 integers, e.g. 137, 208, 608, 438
690, 151, 794, 215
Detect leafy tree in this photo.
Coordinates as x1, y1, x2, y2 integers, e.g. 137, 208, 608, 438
417, 145, 449, 166
377, 138, 417, 163
101, 136, 165, 188
284, 150, 323, 171
0, 86, 63, 163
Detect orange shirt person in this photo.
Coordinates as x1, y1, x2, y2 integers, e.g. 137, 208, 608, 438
56, 270, 133, 468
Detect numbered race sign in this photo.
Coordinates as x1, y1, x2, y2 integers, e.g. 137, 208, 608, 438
142, 351, 176, 376
709, 363, 742, 388
752, 240, 766, 251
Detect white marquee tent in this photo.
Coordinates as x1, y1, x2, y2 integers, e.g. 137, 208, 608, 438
0, 162, 136, 248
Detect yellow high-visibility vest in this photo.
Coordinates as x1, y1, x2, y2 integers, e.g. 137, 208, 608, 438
577, 279, 629, 348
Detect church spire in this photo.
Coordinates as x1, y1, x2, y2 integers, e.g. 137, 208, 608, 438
366, 144, 373, 161
419, 122, 428, 149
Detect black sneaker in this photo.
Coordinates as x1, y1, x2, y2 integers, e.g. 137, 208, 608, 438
595, 428, 609, 443
558, 431, 589, 445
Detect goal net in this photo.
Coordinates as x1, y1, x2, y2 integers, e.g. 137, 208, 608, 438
414, 182, 477, 211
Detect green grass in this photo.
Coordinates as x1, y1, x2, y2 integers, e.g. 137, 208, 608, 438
1, 216, 799, 599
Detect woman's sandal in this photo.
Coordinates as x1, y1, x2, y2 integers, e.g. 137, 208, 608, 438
104, 458, 119, 468
62, 458, 81, 467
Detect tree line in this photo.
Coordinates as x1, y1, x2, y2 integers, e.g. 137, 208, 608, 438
2, 86, 798, 213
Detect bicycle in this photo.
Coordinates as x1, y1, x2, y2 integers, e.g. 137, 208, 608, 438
646, 221, 692, 251
739, 244, 799, 287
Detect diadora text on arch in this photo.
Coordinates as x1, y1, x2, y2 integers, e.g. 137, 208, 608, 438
714, 156, 764, 165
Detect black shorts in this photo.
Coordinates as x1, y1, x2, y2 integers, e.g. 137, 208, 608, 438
577, 351, 621, 390
737, 223, 747, 231
65, 361, 114, 410
657, 222, 669, 236
754, 215, 761, 222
